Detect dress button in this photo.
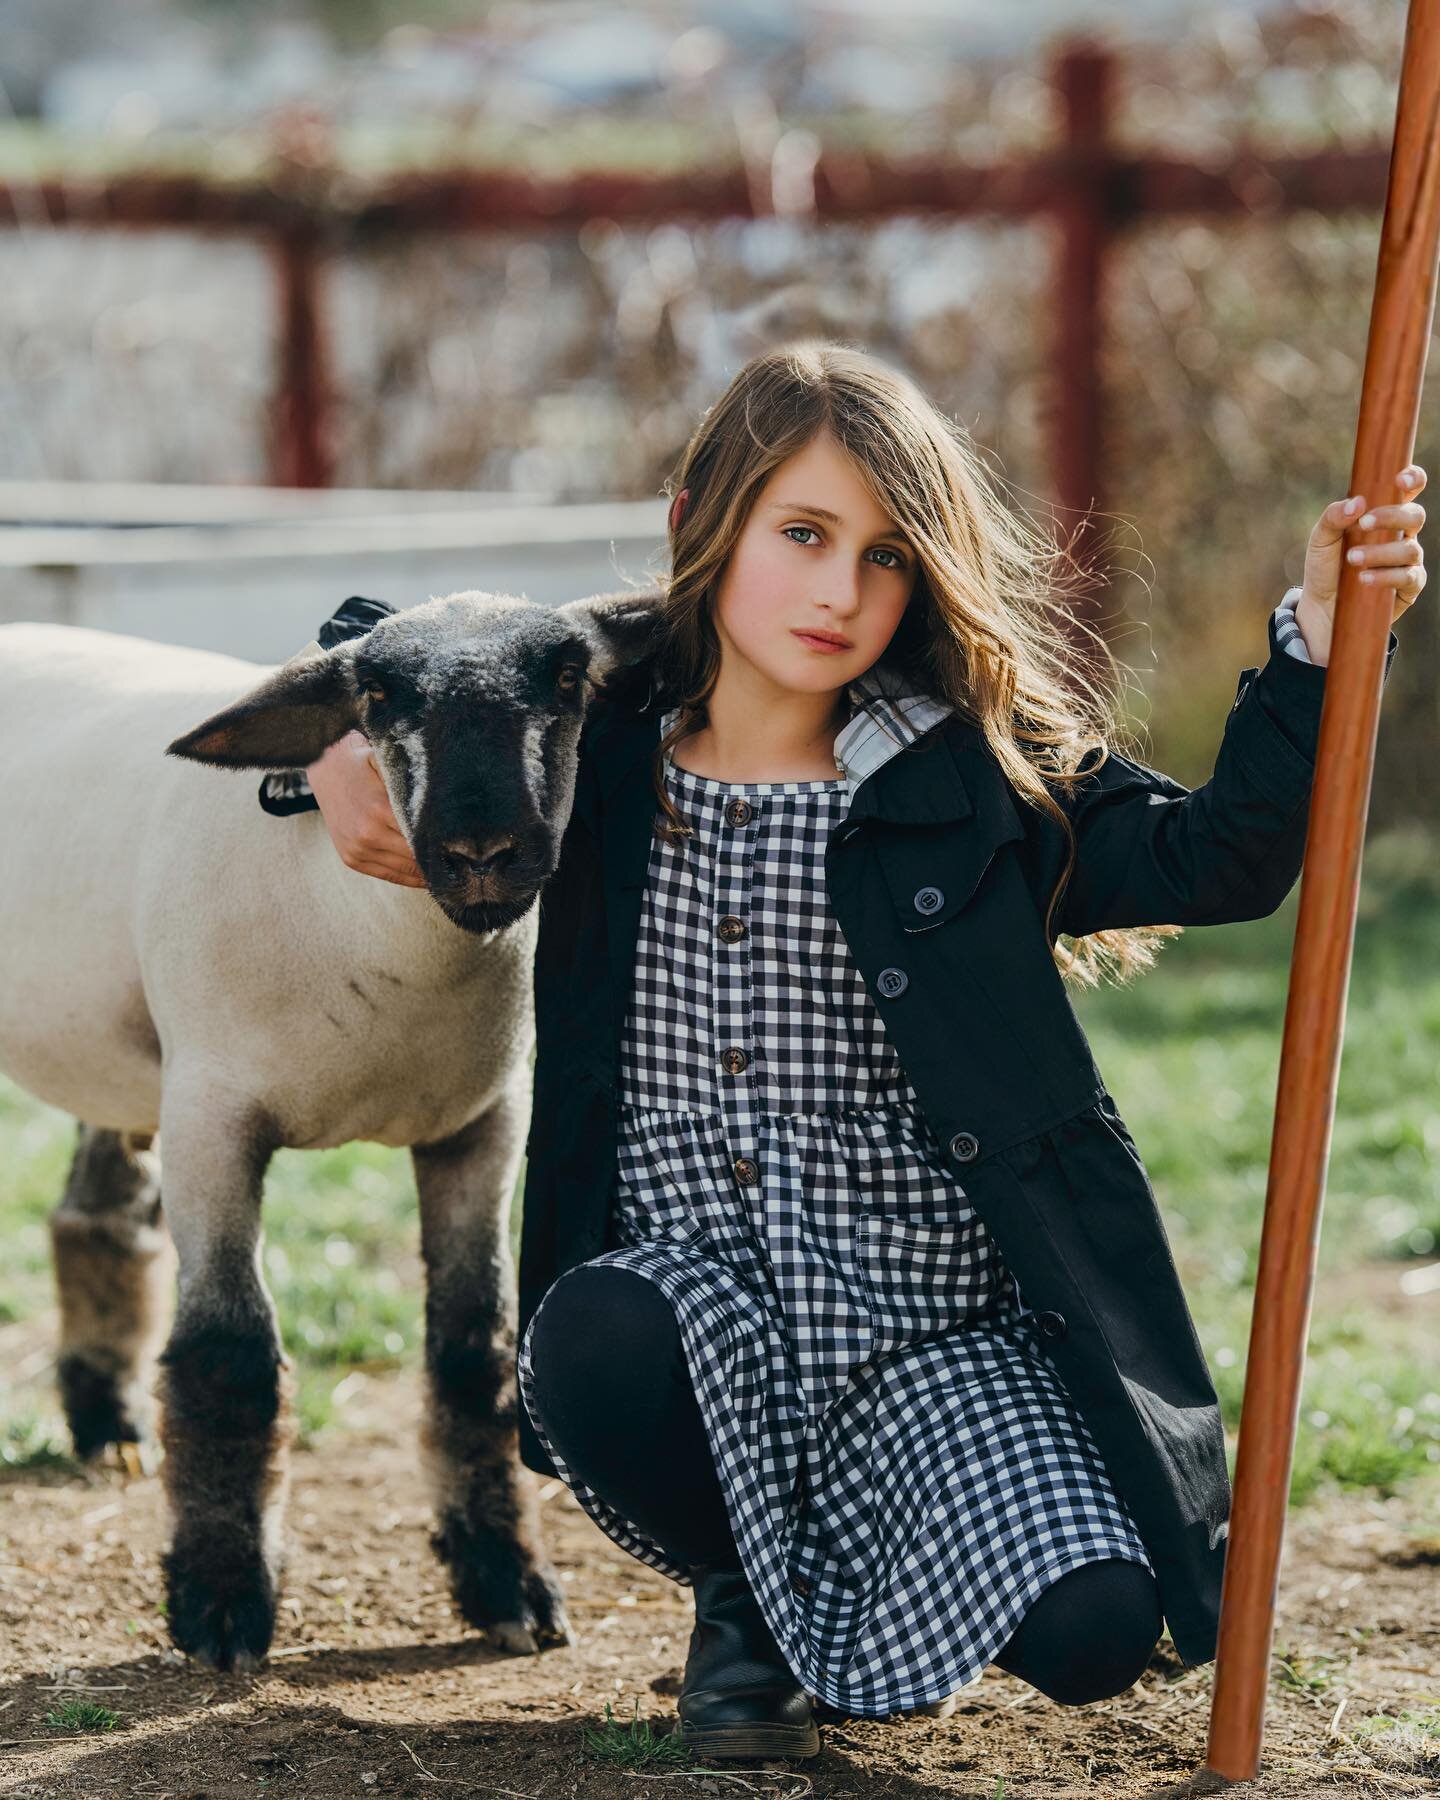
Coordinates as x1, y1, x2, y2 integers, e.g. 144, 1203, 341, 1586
1037, 1310, 1068, 1341
913, 885, 944, 914
789, 1571, 812, 1597
948, 1130, 980, 1163
720, 1046, 749, 1075
717, 914, 747, 943
876, 965, 908, 999
725, 797, 753, 826
733, 1156, 760, 1186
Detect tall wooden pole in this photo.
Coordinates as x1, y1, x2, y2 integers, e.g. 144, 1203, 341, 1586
1206, 2, 1440, 1781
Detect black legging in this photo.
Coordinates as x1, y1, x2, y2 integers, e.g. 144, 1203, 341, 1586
523, 1262, 1164, 1705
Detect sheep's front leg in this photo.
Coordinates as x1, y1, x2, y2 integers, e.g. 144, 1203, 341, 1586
51, 1124, 174, 1463
153, 1092, 292, 1671
413, 1080, 571, 1653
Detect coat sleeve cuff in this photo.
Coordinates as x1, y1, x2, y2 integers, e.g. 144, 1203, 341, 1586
1272, 586, 1314, 661
1225, 593, 1400, 793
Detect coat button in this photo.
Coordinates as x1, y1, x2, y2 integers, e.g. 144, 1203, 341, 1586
1037, 1310, 1068, 1341
720, 1046, 749, 1075
789, 1571, 812, 1597
914, 885, 944, 914
948, 1130, 980, 1163
733, 1156, 760, 1185
876, 965, 908, 998
717, 914, 747, 943
725, 798, 753, 827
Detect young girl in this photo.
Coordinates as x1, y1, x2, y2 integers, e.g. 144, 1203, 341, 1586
301, 343, 1424, 1760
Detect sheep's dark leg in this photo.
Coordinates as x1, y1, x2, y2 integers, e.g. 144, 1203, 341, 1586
412, 1075, 571, 1654
152, 1095, 291, 1672
50, 1124, 175, 1465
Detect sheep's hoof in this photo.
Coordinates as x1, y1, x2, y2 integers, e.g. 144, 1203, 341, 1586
463, 1565, 572, 1653
58, 1357, 154, 1464
522, 1564, 574, 1649
482, 1574, 573, 1655
115, 1439, 160, 1479
432, 1517, 573, 1650
164, 1553, 277, 1672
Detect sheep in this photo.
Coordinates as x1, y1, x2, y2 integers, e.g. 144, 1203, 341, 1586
0, 583, 662, 1671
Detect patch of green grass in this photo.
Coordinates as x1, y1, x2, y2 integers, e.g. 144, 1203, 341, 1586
1074, 827, 1440, 1502
1, 1415, 73, 1473
579, 1697, 693, 1770
1203, 1291, 1440, 1503
0, 1099, 527, 1454
44, 1699, 120, 1733
1348, 1705, 1440, 1777
1271, 1643, 1347, 1695
0, 1081, 73, 1324
1352, 1704, 1440, 1742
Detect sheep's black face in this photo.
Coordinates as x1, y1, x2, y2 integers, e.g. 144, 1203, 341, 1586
354, 596, 600, 935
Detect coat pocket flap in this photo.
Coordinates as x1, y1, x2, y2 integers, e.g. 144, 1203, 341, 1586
876, 792, 1027, 931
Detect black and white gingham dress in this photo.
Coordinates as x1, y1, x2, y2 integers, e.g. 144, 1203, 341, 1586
517, 599, 1311, 1716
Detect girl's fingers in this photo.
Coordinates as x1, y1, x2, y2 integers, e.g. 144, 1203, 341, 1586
1324, 468, 1426, 532
1314, 495, 1367, 543
354, 855, 428, 887
1347, 540, 1424, 569
363, 808, 414, 850
1355, 500, 1426, 533
1354, 464, 1427, 529
1357, 568, 1425, 590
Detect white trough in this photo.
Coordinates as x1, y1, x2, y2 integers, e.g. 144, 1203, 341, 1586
0, 480, 669, 660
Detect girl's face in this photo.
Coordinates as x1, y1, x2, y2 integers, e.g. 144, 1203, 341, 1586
710, 429, 917, 698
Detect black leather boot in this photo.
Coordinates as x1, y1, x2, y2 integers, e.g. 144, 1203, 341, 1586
676, 1563, 821, 1760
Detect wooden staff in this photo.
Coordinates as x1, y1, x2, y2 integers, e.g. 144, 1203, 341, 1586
1206, 2, 1440, 1781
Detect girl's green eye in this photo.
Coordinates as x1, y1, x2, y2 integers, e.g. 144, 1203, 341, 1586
783, 524, 907, 569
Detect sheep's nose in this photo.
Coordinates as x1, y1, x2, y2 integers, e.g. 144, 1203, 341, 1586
440, 835, 518, 883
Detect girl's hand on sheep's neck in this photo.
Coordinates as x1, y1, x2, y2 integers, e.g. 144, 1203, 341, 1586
1294, 464, 1427, 666
309, 728, 428, 888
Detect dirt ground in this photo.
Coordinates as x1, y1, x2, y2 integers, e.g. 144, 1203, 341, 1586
2, 1348, 1438, 1800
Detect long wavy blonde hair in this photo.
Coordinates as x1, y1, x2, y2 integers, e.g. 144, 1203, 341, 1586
622, 339, 1180, 989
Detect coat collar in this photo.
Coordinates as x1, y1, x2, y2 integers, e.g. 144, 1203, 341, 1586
589, 655, 977, 826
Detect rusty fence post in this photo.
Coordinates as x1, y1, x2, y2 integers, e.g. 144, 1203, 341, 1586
271, 224, 332, 488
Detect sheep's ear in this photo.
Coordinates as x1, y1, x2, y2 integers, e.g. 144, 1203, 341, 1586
166, 645, 360, 769
557, 582, 666, 681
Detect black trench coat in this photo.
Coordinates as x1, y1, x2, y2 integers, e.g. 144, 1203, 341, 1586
517, 608, 1399, 1668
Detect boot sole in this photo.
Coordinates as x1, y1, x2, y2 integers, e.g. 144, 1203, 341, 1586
679, 1719, 821, 1760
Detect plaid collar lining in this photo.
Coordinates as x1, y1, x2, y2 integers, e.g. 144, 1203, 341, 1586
660, 660, 954, 810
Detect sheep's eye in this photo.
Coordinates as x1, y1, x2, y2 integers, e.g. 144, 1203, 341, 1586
556, 664, 582, 694
363, 680, 388, 704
